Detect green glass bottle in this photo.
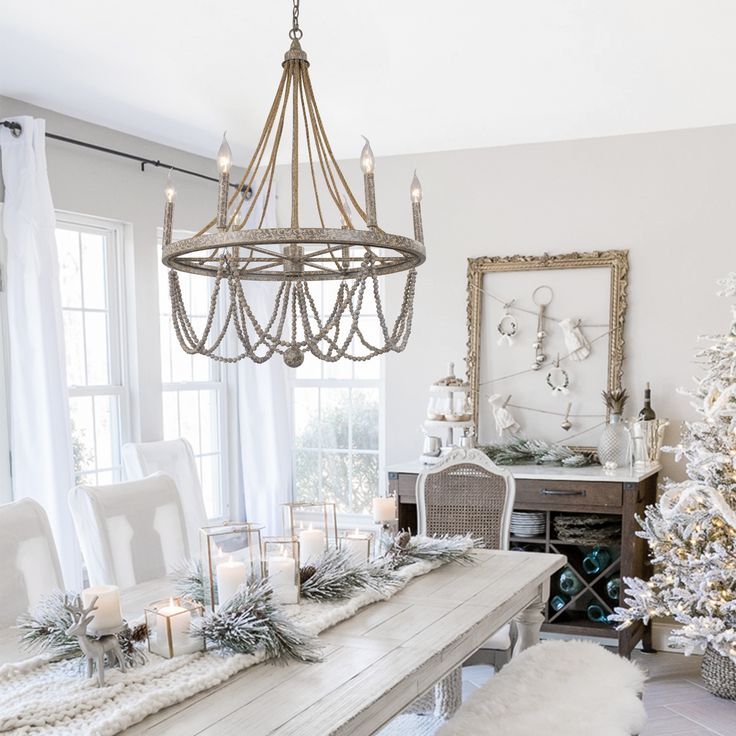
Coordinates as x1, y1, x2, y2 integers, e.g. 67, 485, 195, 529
550, 593, 570, 612
606, 576, 620, 601
559, 567, 583, 595
582, 546, 611, 575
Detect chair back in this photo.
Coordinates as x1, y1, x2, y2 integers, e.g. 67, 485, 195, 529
122, 439, 207, 552
0, 498, 64, 625
69, 473, 190, 588
417, 448, 515, 550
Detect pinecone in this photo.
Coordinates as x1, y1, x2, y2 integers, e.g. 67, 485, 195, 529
299, 565, 317, 584
396, 531, 411, 548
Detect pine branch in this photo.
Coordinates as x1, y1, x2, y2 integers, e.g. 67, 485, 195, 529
299, 548, 399, 602
381, 532, 482, 571
481, 437, 594, 467
193, 578, 320, 663
172, 559, 209, 605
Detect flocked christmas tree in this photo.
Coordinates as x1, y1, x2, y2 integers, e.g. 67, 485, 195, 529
611, 273, 736, 662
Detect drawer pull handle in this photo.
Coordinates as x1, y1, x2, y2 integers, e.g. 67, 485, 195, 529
540, 488, 586, 497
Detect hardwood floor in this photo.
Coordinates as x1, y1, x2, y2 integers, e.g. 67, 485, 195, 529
462, 652, 736, 736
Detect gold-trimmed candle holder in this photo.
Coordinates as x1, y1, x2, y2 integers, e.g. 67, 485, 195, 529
200, 522, 264, 611
338, 529, 373, 564
144, 597, 205, 658
282, 502, 338, 563
262, 536, 301, 605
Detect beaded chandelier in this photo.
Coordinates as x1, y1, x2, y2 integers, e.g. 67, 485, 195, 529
161, 0, 425, 367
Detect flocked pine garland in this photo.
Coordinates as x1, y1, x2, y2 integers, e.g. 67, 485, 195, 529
481, 437, 594, 467
17, 534, 481, 665
16, 590, 148, 666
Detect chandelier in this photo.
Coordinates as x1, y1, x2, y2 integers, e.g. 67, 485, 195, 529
161, 0, 425, 368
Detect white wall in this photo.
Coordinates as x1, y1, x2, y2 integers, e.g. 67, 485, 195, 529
275, 124, 736, 482
3, 92, 733, 486
0, 95, 245, 444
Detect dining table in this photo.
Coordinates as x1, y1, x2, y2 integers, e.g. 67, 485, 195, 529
0, 549, 565, 735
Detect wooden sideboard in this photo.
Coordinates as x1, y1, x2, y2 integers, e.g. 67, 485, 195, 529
387, 460, 660, 657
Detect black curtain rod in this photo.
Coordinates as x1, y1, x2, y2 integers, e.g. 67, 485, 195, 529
1, 119, 253, 198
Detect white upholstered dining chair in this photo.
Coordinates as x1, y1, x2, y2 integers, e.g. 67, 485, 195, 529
412, 448, 516, 718
0, 498, 64, 626
122, 438, 208, 553
68, 473, 190, 588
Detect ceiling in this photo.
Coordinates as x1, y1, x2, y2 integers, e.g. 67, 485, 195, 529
3, 1, 736, 163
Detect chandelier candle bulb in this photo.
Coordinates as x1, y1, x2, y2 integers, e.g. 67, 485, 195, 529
410, 171, 424, 243
361, 136, 378, 228
216, 133, 232, 230
162, 171, 175, 246
81, 585, 123, 632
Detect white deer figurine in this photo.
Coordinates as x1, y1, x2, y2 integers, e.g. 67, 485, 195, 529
64, 594, 126, 687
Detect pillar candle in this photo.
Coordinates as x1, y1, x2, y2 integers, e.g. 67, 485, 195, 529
298, 524, 325, 562
82, 585, 123, 631
216, 556, 247, 604
156, 598, 191, 655
340, 530, 371, 564
267, 552, 298, 605
372, 496, 396, 523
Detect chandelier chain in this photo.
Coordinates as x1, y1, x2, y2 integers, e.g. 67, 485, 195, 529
290, 0, 302, 40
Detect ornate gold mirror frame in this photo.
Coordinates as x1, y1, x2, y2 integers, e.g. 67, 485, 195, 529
466, 250, 629, 449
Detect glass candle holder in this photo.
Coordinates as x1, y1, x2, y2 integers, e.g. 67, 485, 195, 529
282, 502, 338, 563
262, 537, 301, 605
144, 597, 205, 658
200, 522, 264, 610
338, 529, 373, 564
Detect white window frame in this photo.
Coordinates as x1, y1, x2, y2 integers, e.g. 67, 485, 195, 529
292, 359, 386, 529
158, 228, 230, 522
56, 211, 131, 484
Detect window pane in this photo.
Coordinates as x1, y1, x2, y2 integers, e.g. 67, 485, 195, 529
160, 315, 172, 384
57, 229, 82, 309
85, 311, 109, 384
321, 452, 350, 512
178, 390, 201, 454
351, 453, 378, 515
81, 232, 107, 310
294, 387, 319, 449
199, 390, 220, 454
63, 311, 86, 386
69, 395, 95, 478
200, 454, 221, 519
351, 388, 379, 450
295, 449, 320, 503
162, 391, 179, 439
320, 388, 349, 449
93, 394, 119, 471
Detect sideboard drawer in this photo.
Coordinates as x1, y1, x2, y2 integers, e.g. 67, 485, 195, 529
515, 479, 623, 509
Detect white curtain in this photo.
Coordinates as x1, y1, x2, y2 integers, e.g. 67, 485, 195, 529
229, 194, 293, 535
1, 116, 77, 584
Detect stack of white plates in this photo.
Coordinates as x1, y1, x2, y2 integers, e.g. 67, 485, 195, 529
510, 511, 546, 538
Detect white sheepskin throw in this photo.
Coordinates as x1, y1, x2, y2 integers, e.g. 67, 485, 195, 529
437, 640, 647, 736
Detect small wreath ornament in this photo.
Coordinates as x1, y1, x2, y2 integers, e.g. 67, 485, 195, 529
497, 313, 518, 347
546, 366, 570, 395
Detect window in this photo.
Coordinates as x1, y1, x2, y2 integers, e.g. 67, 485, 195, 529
56, 215, 128, 485
159, 245, 228, 520
292, 282, 385, 519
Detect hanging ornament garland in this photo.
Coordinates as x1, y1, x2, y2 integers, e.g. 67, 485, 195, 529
560, 402, 573, 431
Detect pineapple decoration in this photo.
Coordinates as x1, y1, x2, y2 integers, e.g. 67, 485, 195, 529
597, 388, 630, 468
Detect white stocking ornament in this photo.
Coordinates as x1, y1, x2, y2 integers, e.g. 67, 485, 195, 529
558, 318, 591, 361
487, 394, 521, 437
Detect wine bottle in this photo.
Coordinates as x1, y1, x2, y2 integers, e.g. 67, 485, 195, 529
638, 383, 656, 421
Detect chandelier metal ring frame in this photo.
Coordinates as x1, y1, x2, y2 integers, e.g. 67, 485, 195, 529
161, 0, 426, 367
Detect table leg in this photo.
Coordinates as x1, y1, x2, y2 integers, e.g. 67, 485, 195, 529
513, 582, 548, 655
